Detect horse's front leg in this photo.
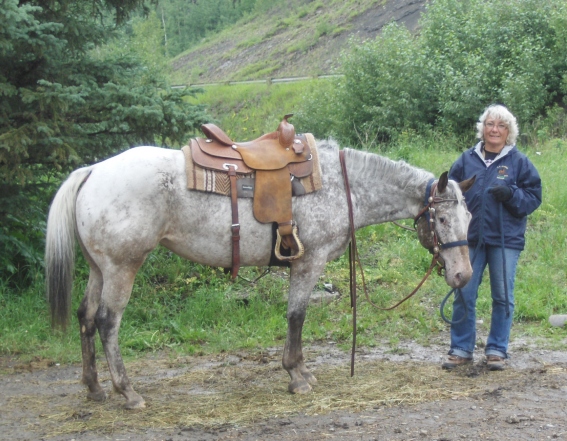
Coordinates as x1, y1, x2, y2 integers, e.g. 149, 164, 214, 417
283, 258, 325, 394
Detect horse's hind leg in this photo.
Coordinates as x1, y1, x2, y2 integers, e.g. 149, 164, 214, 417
96, 267, 145, 409
283, 258, 325, 394
77, 265, 106, 402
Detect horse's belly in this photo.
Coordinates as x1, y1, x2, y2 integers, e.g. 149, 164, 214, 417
160, 193, 275, 268
160, 227, 274, 268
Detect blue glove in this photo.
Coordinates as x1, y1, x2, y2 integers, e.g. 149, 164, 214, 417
489, 185, 513, 202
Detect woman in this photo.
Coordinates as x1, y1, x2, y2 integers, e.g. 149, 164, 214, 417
443, 104, 542, 371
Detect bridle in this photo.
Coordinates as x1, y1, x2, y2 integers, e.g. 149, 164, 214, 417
339, 151, 468, 376
413, 178, 469, 256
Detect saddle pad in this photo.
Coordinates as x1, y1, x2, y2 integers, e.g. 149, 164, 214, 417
182, 133, 323, 196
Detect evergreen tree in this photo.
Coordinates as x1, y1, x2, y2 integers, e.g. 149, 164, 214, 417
0, 0, 208, 283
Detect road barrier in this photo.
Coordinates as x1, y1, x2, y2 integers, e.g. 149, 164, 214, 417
171, 74, 343, 89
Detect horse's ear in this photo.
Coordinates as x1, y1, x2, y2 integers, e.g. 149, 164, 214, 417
437, 171, 449, 193
459, 175, 476, 193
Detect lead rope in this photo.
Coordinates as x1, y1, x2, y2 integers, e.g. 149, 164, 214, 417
499, 202, 510, 317
340, 152, 444, 375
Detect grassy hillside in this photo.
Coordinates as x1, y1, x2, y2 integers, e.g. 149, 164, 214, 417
170, 0, 426, 85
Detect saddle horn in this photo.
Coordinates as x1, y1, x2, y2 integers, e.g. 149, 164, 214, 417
278, 114, 296, 150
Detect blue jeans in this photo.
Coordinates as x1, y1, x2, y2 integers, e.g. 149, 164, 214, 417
448, 245, 521, 360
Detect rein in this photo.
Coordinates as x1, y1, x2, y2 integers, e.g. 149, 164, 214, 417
339, 150, 359, 377
339, 151, 467, 376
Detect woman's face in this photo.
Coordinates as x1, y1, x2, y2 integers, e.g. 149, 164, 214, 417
483, 117, 509, 151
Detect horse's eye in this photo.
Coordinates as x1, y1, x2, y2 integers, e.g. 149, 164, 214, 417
439, 216, 447, 224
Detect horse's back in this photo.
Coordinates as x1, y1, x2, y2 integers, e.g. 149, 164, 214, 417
74, 143, 352, 271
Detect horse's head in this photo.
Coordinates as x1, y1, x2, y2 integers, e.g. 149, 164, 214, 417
415, 172, 476, 288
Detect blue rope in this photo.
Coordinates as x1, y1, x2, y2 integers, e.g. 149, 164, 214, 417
499, 202, 510, 317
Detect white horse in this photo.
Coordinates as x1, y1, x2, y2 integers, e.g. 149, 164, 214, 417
45, 139, 474, 409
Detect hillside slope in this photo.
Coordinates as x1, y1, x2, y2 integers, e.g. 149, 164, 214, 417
171, 0, 427, 85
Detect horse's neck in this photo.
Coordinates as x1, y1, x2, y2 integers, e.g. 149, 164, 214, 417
345, 150, 430, 229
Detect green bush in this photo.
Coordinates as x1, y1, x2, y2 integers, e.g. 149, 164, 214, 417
298, 0, 567, 146
421, 0, 567, 132
339, 25, 436, 144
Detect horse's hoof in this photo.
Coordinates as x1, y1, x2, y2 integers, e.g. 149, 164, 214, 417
288, 379, 312, 394
87, 390, 107, 402
301, 371, 318, 385
125, 398, 146, 410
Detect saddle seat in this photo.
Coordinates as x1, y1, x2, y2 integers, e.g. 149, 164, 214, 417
189, 114, 314, 278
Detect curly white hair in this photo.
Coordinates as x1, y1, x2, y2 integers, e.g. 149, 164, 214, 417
475, 104, 518, 145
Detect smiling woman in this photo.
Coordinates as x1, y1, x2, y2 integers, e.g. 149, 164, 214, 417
442, 104, 542, 371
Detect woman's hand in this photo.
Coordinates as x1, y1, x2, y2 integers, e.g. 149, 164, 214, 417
489, 185, 513, 202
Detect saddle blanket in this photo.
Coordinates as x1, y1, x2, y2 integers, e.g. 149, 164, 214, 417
181, 132, 323, 197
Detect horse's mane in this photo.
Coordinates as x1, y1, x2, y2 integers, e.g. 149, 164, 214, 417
317, 139, 434, 191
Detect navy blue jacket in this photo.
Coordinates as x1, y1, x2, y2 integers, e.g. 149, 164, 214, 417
449, 142, 542, 250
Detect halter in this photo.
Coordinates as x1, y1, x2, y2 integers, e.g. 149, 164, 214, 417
416, 178, 472, 326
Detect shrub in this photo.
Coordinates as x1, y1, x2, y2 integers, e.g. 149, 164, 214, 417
338, 25, 436, 144
421, 0, 567, 132
298, 0, 567, 146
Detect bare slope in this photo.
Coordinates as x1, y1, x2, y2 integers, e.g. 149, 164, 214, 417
171, 0, 427, 85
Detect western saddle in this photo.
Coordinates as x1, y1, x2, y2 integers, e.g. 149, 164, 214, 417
190, 114, 314, 278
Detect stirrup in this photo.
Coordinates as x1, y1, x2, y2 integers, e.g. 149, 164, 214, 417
275, 225, 305, 262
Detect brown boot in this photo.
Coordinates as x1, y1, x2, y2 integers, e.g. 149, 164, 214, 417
442, 355, 473, 370
486, 355, 506, 371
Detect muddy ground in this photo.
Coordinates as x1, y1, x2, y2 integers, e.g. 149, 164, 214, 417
2, 330, 567, 441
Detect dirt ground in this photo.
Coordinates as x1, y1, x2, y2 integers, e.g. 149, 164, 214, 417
2, 330, 567, 441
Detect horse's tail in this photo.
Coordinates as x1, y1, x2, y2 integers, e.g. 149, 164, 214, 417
45, 166, 93, 330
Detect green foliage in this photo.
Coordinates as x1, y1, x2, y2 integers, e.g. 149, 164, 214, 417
294, 79, 345, 141
189, 81, 312, 140
0, 181, 49, 279
159, 0, 275, 57
420, 0, 567, 132
340, 25, 436, 144
299, 0, 567, 146
129, 11, 171, 71
0, 0, 209, 284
